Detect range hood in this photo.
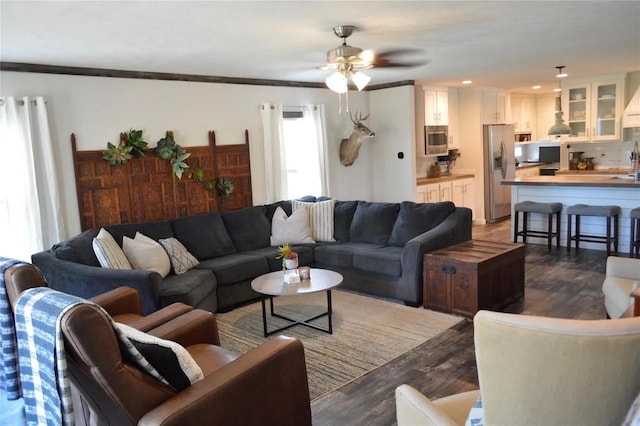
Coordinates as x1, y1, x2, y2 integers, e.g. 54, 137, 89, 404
622, 87, 640, 128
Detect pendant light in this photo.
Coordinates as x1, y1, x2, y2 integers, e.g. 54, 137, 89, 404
548, 66, 573, 136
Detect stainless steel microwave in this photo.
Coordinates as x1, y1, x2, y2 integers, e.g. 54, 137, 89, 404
425, 125, 449, 155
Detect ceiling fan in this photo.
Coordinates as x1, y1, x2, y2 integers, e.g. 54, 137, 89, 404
319, 25, 423, 93
319, 25, 424, 112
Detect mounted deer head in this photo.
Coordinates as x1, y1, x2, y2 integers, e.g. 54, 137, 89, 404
339, 111, 375, 166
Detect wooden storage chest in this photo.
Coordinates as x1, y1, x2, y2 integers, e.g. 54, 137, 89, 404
423, 240, 525, 318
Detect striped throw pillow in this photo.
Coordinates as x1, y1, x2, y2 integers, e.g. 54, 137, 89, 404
92, 228, 132, 269
292, 199, 336, 242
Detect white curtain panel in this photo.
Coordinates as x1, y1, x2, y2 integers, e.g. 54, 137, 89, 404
0, 97, 64, 261
260, 103, 288, 203
304, 104, 331, 196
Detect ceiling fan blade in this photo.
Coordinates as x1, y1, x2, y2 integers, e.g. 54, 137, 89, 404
369, 48, 428, 68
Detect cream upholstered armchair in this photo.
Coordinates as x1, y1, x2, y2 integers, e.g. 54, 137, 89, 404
602, 256, 640, 318
396, 310, 640, 426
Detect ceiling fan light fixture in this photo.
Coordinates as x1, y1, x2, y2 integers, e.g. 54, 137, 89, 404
351, 71, 371, 91
326, 71, 348, 93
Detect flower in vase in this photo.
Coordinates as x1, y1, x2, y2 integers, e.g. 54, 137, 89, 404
277, 243, 298, 270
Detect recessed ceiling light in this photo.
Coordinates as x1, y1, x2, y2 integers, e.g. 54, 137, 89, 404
461, 80, 472, 85
532, 85, 542, 90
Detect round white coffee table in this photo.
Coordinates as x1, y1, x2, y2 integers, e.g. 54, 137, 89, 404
251, 268, 343, 337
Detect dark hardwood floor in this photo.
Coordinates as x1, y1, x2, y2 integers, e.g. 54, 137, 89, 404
311, 219, 611, 425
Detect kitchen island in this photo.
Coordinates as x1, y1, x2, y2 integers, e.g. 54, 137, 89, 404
502, 174, 639, 253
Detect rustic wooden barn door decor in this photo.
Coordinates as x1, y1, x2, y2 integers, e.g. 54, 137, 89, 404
72, 130, 253, 231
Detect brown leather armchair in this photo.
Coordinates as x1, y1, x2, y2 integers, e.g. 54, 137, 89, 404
61, 301, 311, 426
6, 262, 312, 425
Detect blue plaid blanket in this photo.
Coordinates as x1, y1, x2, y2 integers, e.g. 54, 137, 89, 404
16, 287, 84, 425
0, 257, 28, 400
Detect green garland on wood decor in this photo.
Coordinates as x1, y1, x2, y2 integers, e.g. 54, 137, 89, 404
102, 128, 233, 195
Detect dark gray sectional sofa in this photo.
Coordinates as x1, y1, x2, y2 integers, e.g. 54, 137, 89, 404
32, 199, 472, 315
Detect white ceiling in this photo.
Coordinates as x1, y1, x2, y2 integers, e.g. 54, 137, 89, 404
1, 1, 639, 94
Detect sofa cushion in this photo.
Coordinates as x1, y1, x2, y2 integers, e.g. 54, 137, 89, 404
93, 228, 132, 270
159, 237, 200, 275
292, 199, 336, 242
350, 202, 400, 245
122, 232, 171, 278
197, 254, 269, 286
352, 246, 403, 277
159, 269, 216, 308
334, 201, 359, 242
314, 242, 385, 269
270, 207, 315, 245
388, 201, 457, 246
222, 206, 271, 251
105, 220, 174, 246
53, 229, 100, 266
171, 213, 236, 260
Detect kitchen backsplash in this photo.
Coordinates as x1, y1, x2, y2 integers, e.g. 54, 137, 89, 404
565, 139, 638, 169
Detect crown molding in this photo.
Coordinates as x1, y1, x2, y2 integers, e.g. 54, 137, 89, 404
0, 62, 414, 91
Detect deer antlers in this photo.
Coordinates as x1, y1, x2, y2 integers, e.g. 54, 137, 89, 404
350, 111, 370, 124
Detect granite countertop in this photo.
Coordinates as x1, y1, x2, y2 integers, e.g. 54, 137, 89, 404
503, 174, 639, 188
416, 173, 475, 186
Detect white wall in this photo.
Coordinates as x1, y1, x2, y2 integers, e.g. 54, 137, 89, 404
1, 71, 379, 237
369, 86, 417, 202
456, 87, 485, 222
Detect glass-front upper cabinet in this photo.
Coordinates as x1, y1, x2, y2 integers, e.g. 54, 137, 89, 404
563, 79, 623, 142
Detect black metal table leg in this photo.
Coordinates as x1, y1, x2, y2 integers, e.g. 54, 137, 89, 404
261, 297, 268, 337
327, 289, 333, 334
260, 290, 334, 337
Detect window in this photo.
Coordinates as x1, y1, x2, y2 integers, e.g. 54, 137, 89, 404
282, 108, 322, 199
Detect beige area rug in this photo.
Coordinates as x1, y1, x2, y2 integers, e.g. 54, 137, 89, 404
216, 290, 462, 400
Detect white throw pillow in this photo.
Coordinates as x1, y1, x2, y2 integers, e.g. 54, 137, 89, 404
123, 232, 171, 278
92, 228, 132, 270
159, 237, 199, 275
292, 199, 336, 242
270, 206, 315, 246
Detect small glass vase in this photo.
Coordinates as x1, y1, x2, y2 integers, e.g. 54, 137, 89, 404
284, 257, 299, 270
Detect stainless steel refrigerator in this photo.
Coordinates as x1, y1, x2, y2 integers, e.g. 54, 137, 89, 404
483, 124, 515, 222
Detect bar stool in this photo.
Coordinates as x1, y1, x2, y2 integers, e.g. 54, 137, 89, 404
513, 201, 562, 250
566, 204, 620, 256
631, 207, 640, 257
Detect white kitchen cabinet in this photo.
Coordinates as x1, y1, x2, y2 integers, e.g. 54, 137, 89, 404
416, 184, 439, 203
451, 178, 474, 212
439, 182, 452, 202
511, 94, 536, 139
562, 78, 624, 142
536, 95, 556, 141
424, 87, 449, 126
448, 89, 459, 148
482, 90, 511, 124
416, 182, 452, 203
